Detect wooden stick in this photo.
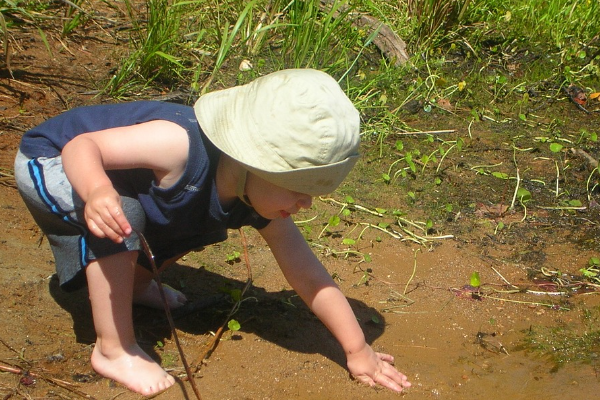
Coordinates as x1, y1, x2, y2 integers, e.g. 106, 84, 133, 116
135, 230, 203, 400
193, 229, 253, 371
0, 361, 97, 399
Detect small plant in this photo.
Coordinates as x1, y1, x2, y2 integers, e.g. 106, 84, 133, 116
61, 0, 87, 36
227, 319, 241, 332
225, 251, 241, 264
580, 257, 600, 284
470, 271, 481, 288
105, 0, 187, 96
407, 0, 472, 47
279, 0, 355, 69
354, 266, 373, 287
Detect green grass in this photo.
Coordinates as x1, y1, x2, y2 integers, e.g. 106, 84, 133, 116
6, 0, 597, 229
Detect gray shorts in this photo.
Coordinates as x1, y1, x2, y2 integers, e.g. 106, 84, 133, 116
14, 150, 146, 291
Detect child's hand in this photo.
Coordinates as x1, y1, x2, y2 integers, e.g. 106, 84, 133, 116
84, 185, 132, 243
346, 343, 411, 393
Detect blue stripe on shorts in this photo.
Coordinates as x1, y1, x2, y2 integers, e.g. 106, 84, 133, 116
27, 158, 89, 268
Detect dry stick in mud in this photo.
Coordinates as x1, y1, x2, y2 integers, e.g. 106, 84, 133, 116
135, 230, 203, 400
193, 229, 253, 372
0, 340, 97, 400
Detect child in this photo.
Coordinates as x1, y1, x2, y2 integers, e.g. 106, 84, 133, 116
14, 69, 411, 395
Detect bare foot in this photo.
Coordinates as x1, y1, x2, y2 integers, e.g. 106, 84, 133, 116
133, 280, 187, 309
91, 341, 175, 395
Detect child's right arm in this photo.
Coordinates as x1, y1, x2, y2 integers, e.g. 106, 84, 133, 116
259, 217, 411, 392
61, 120, 189, 243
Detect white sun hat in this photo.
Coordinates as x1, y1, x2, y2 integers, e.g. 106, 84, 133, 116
194, 68, 360, 196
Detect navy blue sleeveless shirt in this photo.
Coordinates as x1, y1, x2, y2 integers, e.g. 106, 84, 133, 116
20, 101, 271, 264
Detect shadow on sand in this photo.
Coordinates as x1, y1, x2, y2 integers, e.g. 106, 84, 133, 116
49, 261, 388, 371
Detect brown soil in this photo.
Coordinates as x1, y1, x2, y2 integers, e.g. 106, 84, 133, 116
1, 3, 599, 400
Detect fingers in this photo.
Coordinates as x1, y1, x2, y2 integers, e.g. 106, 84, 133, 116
372, 360, 412, 392
350, 351, 411, 393
84, 187, 132, 243
87, 208, 131, 243
377, 352, 395, 364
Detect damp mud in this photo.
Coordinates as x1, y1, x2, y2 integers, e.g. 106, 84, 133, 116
1, 3, 599, 399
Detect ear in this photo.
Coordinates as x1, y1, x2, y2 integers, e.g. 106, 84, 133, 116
236, 168, 252, 206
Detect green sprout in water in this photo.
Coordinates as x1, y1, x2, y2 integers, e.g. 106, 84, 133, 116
470, 271, 481, 288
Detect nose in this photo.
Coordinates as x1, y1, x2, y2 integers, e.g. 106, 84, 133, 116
297, 194, 312, 210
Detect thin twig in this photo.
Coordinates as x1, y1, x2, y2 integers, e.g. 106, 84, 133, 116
319, 197, 385, 217
489, 266, 517, 289
510, 168, 520, 210
480, 294, 569, 310
0, 361, 97, 399
403, 249, 420, 295
193, 229, 253, 371
392, 129, 456, 135
135, 230, 203, 400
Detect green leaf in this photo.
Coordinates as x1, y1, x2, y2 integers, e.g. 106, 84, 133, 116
345, 195, 355, 204
589, 257, 600, 267
581, 268, 597, 278
228, 319, 241, 331
568, 199, 582, 207
549, 142, 564, 153
342, 238, 356, 245
154, 51, 185, 68
517, 188, 532, 202
328, 215, 341, 227
406, 157, 416, 173
230, 288, 242, 302
492, 172, 509, 179
470, 271, 481, 288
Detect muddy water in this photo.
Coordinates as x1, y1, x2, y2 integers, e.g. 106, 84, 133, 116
365, 240, 600, 399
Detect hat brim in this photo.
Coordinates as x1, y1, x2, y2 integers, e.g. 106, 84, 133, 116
245, 154, 359, 196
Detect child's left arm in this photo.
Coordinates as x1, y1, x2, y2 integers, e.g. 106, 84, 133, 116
259, 217, 411, 392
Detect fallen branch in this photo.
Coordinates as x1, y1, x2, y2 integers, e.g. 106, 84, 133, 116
319, 0, 409, 65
